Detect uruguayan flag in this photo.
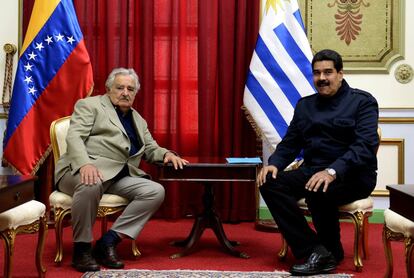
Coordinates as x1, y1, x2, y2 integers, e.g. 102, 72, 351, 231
243, 0, 315, 150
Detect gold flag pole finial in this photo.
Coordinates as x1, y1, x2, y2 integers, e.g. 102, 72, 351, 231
2, 43, 17, 110
3, 43, 17, 55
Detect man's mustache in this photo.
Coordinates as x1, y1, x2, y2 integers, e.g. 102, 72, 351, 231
317, 80, 330, 87
119, 96, 130, 101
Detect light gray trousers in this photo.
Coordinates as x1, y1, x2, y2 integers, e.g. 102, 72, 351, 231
57, 171, 165, 243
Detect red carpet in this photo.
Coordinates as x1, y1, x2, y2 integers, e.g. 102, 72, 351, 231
0, 218, 406, 277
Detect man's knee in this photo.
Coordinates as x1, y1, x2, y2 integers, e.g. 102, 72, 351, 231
259, 176, 280, 193
74, 183, 103, 202
151, 183, 165, 203
135, 181, 165, 203
259, 182, 271, 196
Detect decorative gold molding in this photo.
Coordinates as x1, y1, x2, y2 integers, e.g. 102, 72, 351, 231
300, 0, 405, 73
394, 64, 414, 84
379, 117, 414, 124
373, 138, 405, 196
381, 107, 414, 110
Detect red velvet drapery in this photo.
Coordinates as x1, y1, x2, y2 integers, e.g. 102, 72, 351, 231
24, 0, 260, 222
197, 0, 260, 221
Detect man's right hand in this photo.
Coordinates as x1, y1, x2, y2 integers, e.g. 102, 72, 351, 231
256, 165, 278, 187
79, 164, 104, 185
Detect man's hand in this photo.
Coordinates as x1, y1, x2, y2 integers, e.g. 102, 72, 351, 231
305, 170, 336, 192
79, 164, 104, 185
163, 152, 189, 170
256, 165, 278, 187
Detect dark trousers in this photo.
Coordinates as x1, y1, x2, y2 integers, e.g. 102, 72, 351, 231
259, 168, 375, 259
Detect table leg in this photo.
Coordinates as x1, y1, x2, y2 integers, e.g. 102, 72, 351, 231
170, 183, 249, 259
170, 214, 206, 258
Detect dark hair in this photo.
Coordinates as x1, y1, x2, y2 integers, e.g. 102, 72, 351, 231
312, 49, 343, 72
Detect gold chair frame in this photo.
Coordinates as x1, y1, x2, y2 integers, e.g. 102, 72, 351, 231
0, 203, 47, 278
382, 210, 414, 278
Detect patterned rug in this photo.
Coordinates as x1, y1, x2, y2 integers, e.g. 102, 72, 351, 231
82, 269, 352, 278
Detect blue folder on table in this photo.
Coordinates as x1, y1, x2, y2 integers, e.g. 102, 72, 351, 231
226, 157, 262, 164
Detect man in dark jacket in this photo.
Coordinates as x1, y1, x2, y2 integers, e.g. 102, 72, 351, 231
257, 49, 379, 276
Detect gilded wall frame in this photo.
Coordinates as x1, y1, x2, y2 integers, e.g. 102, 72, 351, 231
299, 0, 405, 73
374, 138, 405, 196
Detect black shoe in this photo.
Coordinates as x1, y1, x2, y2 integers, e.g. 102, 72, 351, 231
93, 239, 124, 269
72, 250, 100, 272
326, 242, 344, 263
290, 251, 337, 276
333, 250, 344, 262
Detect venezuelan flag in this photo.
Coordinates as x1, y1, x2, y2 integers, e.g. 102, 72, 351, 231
3, 0, 93, 175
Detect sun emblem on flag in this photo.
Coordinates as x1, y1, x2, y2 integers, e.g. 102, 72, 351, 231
265, 0, 290, 14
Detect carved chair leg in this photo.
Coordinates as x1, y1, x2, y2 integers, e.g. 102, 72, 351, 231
278, 236, 288, 260
362, 215, 369, 259
36, 216, 48, 277
350, 212, 364, 272
131, 240, 141, 257
53, 208, 70, 263
405, 236, 414, 278
383, 226, 394, 278
1, 229, 16, 278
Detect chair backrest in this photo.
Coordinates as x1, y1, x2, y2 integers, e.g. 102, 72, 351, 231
50, 116, 71, 164
376, 127, 382, 154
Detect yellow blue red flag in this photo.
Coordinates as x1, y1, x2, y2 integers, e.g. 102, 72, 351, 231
3, 0, 93, 174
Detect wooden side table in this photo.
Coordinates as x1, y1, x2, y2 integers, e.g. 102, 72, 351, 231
0, 175, 36, 213
158, 157, 259, 259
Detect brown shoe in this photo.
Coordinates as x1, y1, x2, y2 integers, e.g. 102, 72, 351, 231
93, 239, 124, 269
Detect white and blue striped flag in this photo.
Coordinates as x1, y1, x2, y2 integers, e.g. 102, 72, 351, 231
243, 0, 315, 150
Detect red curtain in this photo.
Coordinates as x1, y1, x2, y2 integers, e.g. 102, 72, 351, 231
197, 0, 260, 221
24, 0, 260, 222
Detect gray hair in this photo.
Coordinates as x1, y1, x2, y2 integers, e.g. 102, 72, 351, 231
105, 68, 140, 93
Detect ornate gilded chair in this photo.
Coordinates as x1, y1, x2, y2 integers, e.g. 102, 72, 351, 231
49, 116, 140, 264
0, 200, 47, 277
278, 128, 381, 272
383, 208, 414, 278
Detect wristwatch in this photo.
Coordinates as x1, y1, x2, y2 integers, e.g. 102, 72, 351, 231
325, 168, 336, 178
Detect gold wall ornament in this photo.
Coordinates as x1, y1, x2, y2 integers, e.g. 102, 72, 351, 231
394, 64, 414, 84
2, 43, 17, 111
327, 0, 371, 46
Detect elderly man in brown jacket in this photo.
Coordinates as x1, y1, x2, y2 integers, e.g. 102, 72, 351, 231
55, 67, 188, 272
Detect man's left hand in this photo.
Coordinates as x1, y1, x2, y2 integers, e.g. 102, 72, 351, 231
163, 152, 189, 170
305, 170, 336, 192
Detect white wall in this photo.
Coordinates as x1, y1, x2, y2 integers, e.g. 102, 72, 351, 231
0, 0, 19, 174
0, 0, 19, 94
